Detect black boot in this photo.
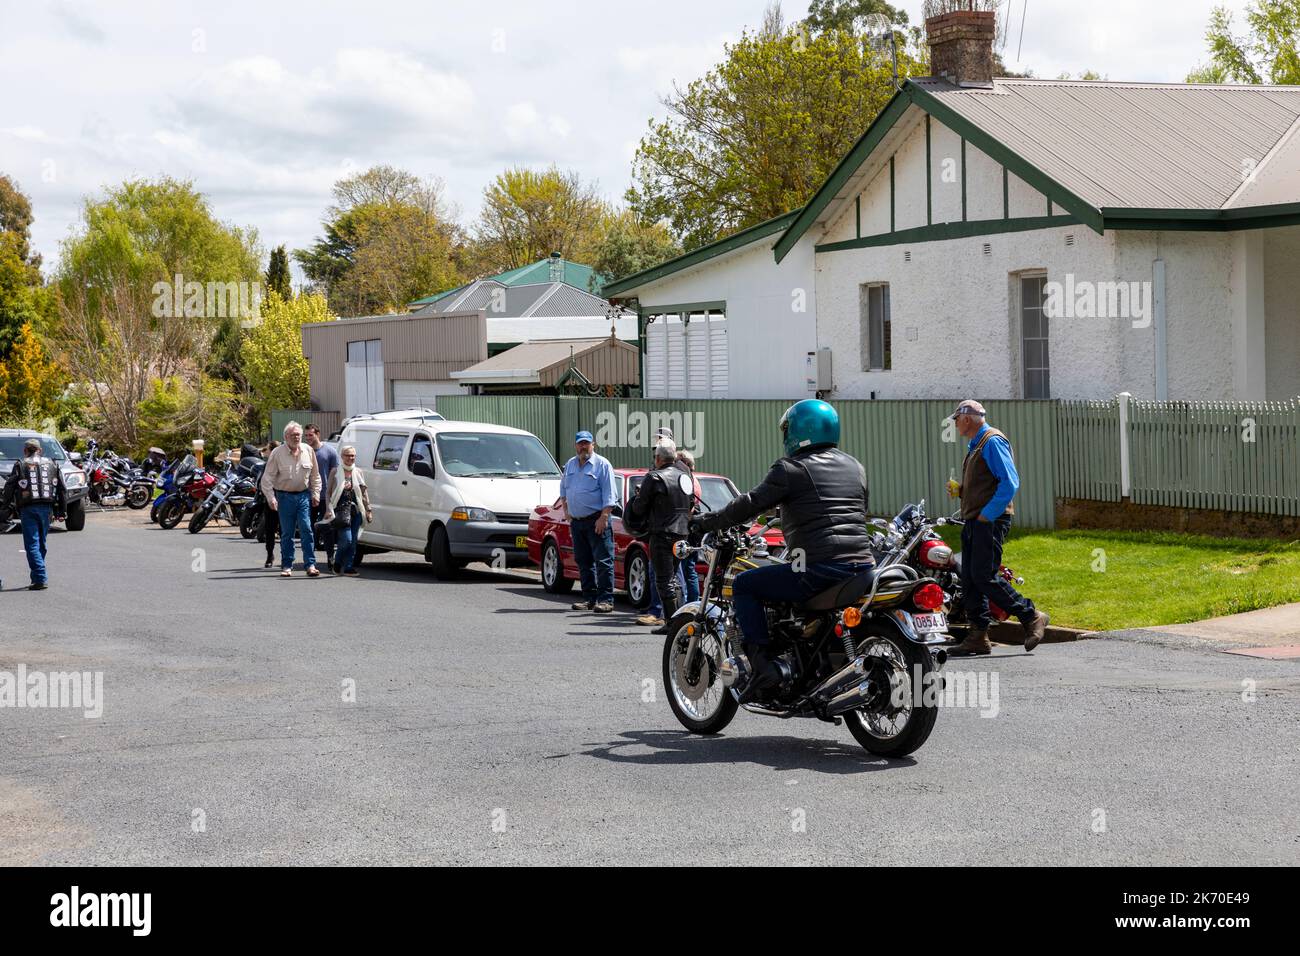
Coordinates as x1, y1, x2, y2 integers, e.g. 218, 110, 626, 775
741, 643, 783, 701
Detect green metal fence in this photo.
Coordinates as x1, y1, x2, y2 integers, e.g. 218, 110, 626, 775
282, 394, 1300, 527
1128, 399, 1300, 515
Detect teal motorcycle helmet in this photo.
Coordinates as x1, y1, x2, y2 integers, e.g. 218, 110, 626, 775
780, 399, 840, 456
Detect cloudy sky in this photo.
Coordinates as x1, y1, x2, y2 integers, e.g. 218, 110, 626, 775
0, 0, 1254, 277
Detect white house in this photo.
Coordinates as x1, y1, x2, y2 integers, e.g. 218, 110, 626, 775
606, 10, 1300, 403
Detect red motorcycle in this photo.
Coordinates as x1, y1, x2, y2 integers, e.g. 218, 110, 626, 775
155, 458, 217, 529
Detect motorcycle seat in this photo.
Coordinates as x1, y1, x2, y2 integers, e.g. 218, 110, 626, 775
800, 565, 913, 612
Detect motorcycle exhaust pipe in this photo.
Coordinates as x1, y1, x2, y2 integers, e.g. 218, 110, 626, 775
824, 680, 878, 717
809, 655, 866, 703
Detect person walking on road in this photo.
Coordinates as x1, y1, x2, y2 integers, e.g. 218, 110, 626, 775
324, 445, 373, 576
260, 421, 322, 578
626, 440, 694, 634
557, 430, 618, 614
1, 438, 66, 590
259, 440, 280, 568
946, 399, 1050, 655
304, 424, 339, 572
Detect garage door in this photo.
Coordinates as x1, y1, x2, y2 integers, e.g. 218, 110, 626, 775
390, 379, 463, 410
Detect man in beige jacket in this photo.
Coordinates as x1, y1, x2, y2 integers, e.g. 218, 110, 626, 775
259, 420, 322, 577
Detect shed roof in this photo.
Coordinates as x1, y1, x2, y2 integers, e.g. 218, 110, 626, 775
451, 336, 639, 386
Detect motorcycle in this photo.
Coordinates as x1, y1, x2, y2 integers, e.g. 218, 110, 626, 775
84, 440, 156, 509
871, 499, 1024, 633
662, 517, 949, 758
150, 455, 192, 524
156, 457, 217, 529
188, 452, 261, 534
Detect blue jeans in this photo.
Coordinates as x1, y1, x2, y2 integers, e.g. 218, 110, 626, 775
733, 561, 874, 645
647, 560, 698, 616
275, 489, 315, 570
570, 515, 614, 604
961, 514, 1035, 629
20, 504, 51, 585
334, 509, 364, 572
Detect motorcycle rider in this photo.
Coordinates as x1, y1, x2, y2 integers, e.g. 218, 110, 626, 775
693, 399, 874, 697
626, 439, 694, 634
1, 438, 67, 590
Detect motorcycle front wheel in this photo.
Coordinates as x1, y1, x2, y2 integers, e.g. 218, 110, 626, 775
157, 498, 187, 530
662, 611, 737, 735
188, 503, 214, 534
843, 629, 940, 758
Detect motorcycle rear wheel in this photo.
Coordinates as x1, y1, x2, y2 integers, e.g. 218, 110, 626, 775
663, 611, 737, 735
126, 484, 152, 509
843, 629, 939, 758
240, 505, 262, 540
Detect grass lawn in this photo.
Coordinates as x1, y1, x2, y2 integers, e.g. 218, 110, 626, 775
939, 528, 1300, 632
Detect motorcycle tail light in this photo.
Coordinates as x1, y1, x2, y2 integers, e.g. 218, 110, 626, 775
912, 583, 945, 611
918, 539, 953, 569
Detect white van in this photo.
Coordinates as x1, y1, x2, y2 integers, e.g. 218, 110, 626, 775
339, 418, 562, 578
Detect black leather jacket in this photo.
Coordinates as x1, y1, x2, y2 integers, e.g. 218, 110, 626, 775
627, 461, 693, 537
2, 456, 66, 514
701, 445, 872, 565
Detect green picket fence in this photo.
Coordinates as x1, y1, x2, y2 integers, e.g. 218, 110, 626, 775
1057, 400, 1122, 502
1128, 399, 1300, 515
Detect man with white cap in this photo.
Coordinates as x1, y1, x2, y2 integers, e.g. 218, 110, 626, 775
947, 400, 1049, 655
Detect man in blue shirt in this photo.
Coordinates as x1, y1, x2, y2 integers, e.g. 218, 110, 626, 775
558, 430, 618, 613
947, 400, 1049, 656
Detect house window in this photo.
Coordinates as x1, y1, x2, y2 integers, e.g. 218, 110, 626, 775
860, 283, 891, 371
1020, 275, 1050, 398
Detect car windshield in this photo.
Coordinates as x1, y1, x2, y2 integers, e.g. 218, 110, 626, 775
0, 436, 66, 463
434, 432, 560, 478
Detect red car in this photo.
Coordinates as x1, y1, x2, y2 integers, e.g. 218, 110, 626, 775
527, 467, 785, 608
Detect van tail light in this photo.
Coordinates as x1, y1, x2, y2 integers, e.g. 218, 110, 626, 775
911, 582, 945, 611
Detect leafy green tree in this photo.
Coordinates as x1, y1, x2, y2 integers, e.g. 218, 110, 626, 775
0, 232, 53, 356
588, 210, 682, 286
135, 374, 246, 458
471, 166, 608, 274
627, 22, 924, 251
0, 174, 40, 272
295, 166, 462, 316
240, 291, 335, 426
265, 245, 293, 299
1188, 2, 1300, 84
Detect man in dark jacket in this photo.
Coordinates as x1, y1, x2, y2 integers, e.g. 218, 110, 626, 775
1, 438, 67, 590
695, 400, 873, 693
626, 440, 694, 634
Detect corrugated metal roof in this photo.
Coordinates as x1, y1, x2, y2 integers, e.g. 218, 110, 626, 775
916, 77, 1300, 210
529, 283, 609, 317
413, 278, 615, 318
408, 257, 602, 306
452, 337, 609, 378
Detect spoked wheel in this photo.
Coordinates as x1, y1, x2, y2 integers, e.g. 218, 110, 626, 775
662, 611, 738, 734
843, 630, 939, 758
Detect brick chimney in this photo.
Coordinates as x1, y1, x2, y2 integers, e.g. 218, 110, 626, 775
926, 9, 997, 87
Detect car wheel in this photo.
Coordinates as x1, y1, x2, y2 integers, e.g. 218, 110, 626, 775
626, 548, 651, 610
541, 539, 575, 593
65, 500, 86, 532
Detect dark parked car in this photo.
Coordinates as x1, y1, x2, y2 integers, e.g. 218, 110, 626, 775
0, 429, 89, 531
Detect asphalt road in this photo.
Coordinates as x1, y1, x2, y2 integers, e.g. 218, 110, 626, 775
2, 509, 1297, 866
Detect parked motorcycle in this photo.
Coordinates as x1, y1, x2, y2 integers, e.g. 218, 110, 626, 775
84, 439, 156, 509
156, 457, 217, 529
150, 455, 192, 524
662, 516, 949, 758
188, 452, 261, 534
871, 499, 1024, 633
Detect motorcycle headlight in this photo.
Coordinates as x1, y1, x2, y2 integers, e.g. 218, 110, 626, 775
63, 471, 85, 488
450, 507, 496, 522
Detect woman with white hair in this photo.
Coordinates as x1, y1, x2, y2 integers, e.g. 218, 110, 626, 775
324, 444, 373, 576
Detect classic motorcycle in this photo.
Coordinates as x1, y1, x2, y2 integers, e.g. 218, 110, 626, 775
872, 500, 1024, 632
188, 453, 261, 534
83, 440, 155, 509
662, 518, 949, 758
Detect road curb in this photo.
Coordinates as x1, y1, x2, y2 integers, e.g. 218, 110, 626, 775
988, 622, 1094, 645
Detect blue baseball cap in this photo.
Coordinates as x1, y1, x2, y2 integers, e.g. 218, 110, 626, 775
574, 430, 594, 443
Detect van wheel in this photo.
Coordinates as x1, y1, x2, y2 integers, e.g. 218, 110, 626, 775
541, 539, 575, 593
427, 524, 459, 580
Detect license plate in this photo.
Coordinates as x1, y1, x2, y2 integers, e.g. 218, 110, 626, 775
912, 612, 947, 633
515, 535, 528, 549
